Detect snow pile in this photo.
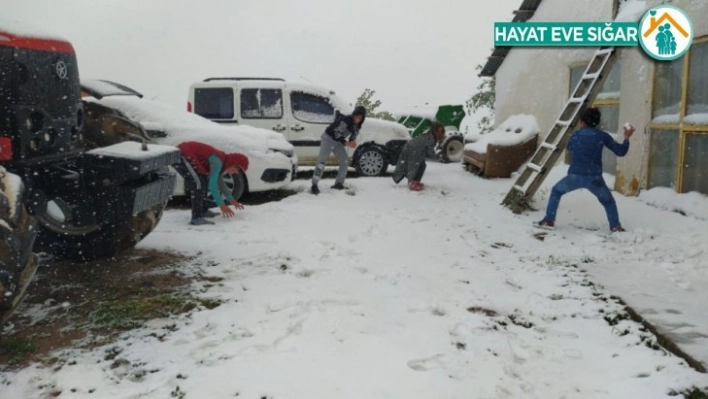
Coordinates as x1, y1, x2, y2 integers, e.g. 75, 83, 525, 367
464, 114, 539, 154
615, 0, 648, 22
92, 97, 294, 156
0, 166, 22, 220
685, 104, 708, 125
0, 17, 68, 41
639, 187, 708, 220
86, 142, 178, 161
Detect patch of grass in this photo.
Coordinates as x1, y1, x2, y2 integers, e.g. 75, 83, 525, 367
0, 337, 37, 363
90, 294, 222, 329
683, 387, 708, 399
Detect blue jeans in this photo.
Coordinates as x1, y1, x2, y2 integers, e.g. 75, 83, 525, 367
544, 174, 621, 228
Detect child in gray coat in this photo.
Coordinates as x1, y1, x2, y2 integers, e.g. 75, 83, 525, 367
392, 122, 445, 191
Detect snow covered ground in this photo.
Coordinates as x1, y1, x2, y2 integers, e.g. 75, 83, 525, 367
2, 163, 708, 398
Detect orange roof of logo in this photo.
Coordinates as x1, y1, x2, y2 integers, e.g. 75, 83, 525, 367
644, 12, 689, 38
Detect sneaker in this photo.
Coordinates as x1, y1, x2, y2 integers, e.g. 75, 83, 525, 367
203, 210, 219, 218
331, 182, 346, 190
409, 181, 423, 191
610, 226, 626, 233
190, 217, 215, 226
310, 184, 320, 195
534, 219, 555, 230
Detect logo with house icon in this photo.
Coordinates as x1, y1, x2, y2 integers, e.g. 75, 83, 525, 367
638, 5, 693, 61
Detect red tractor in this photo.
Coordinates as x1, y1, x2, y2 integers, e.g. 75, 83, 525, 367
0, 27, 179, 323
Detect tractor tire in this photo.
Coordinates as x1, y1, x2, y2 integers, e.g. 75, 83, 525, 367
439, 135, 464, 163
35, 203, 165, 261
32, 101, 168, 261
0, 168, 39, 324
354, 145, 388, 177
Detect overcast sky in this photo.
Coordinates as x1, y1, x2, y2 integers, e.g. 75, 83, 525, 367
4, 0, 519, 115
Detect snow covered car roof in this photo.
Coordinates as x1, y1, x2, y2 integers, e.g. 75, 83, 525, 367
81, 79, 143, 99
81, 80, 294, 158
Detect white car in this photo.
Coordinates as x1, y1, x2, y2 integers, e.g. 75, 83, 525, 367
81, 79, 298, 201
188, 78, 410, 176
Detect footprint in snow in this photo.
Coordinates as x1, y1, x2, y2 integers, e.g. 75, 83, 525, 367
407, 354, 447, 371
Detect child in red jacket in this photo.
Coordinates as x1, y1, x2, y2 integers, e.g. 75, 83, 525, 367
175, 141, 249, 225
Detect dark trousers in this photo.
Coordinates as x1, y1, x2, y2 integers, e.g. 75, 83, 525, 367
173, 157, 208, 219
413, 162, 427, 182
544, 174, 621, 228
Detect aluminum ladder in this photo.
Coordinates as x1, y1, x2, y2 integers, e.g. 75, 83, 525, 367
502, 46, 618, 214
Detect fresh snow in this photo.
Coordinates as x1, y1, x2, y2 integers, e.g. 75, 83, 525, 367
86, 142, 178, 161
639, 187, 708, 221
596, 91, 621, 101
0, 166, 23, 220
464, 114, 539, 154
2, 163, 708, 398
684, 113, 708, 126
91, 96, 294, 156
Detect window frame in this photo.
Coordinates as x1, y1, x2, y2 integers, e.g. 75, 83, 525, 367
649, 36, 708, 193
289, 91, 335, 124
239, 88, 284, 120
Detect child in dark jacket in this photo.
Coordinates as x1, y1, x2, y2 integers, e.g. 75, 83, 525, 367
536, 107, 635, 232
311, 106, 367, 195
392, 122, 445, 191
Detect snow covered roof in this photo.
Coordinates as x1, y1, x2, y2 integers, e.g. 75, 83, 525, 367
479, 0, 543, 77
464, 114, 539, 154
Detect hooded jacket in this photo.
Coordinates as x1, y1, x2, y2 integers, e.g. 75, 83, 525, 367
177, 142, 249, 175
177, 141, 249, 206
325, 106, 366, 144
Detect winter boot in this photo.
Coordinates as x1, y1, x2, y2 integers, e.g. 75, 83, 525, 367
311, 184, 320, 195
190, 217, 215, 226
534, 219, 555, 230
409, 181, 423, 191
610, 225, 626, 233
331, 182, 346, 190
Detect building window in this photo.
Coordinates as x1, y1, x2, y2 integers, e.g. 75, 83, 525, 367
650, 39, 708, 195
567, 61, 621, 174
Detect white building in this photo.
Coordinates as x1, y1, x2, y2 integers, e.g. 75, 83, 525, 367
481, 0, 708, 196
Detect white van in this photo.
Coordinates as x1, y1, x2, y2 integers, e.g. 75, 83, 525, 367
188, 78, 410, 177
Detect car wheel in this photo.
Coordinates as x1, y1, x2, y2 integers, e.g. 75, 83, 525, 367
440, 135, 464, 163
205, 172, 247, 208
0, 169, 39, 324
354, 145, 388, 177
